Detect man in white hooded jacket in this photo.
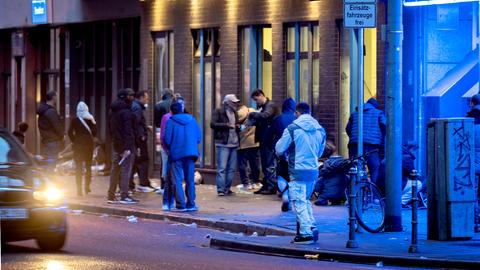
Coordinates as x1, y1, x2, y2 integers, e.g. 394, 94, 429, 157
275, 102, 326, 244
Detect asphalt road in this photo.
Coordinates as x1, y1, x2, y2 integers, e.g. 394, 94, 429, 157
1, 213, 408, 270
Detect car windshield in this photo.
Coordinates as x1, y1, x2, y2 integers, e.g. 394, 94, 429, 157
0, 132, 31, 164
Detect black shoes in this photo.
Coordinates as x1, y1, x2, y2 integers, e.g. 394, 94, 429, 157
254, 187, 276, 195
291, 235, 314, 245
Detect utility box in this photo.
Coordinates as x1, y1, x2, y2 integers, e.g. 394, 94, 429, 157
427, 118, 476, 240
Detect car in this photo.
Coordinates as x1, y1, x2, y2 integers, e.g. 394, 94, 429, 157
0, 128, 67, 251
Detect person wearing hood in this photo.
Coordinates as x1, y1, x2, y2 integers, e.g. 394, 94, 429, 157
276, 102, 326, 244
346, 97, 386, 183
210, 94, 241, 196
466, 94, 480, 233
37, 90, 64, 164
130, 90, 157, 193
271, 98, 296, 212
248, 89, 280, 195
68, 101, 97, 196
236, 104, 260, 191
163, 101, 201, 212
107, 88, 138, 204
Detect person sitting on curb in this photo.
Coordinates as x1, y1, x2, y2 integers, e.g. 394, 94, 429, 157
275, 102, 326, 245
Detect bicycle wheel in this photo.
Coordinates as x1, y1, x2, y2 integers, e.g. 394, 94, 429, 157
355, 182, 385, 233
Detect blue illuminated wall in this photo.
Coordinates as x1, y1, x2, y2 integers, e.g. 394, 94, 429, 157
402, 2, 479, 172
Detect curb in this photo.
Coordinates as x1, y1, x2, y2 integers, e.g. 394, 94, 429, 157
209, 237, 480, 269
68, 203, 295, 237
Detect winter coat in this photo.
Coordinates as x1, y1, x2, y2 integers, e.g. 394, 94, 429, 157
210, 105, 239, 145
237, 105, 258, 150
346, 102, 386, 146
132, 100, 148, 140
466, 105, 480, 174
248, 99, 280, 145
37, 103, 64, 144
271, 98, 296, 147
154, 96, 173, 128
163, 113, 201, 162
109, 99, 135, 153
275, 114, 326, 176
315, 156, 350, 201
68, 118, 97, 159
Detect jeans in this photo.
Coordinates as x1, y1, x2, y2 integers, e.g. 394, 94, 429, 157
42, 141, 62, 171
108, 149, 134, 199
129, 139, 150, 188
259, 144, 277, 190
160, 147, 169, 189
171, 157, 196, 209
289, 170, 318, 237
348, 144, 381, 183
162, 157, 175, 208
237, 147, 260, 186
215, 146, 237, 193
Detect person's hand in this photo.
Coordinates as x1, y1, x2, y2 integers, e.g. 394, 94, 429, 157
228, 124, 236, 129
147, 125, 153, 132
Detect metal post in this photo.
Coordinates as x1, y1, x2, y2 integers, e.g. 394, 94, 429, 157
346, 162, 359, 248
385, 0, 403, 232
409, 170, 419, 253
357, 29, 364, 157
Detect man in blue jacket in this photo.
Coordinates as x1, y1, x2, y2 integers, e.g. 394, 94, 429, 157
163, 101, 201, 212
276, 102, 326, 244
346, 97, 386, 183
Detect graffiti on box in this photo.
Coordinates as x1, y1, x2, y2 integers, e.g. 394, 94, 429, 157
453, 122, 473, 195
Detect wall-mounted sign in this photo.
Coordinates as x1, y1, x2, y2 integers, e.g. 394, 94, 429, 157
32, 0, 48, 24
344, 1, 377, 28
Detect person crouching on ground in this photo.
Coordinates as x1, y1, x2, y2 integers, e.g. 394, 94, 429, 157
163, 101, 201, 212
275, 102, 326, 244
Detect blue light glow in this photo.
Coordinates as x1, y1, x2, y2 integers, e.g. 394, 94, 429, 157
404, 0, 479, 7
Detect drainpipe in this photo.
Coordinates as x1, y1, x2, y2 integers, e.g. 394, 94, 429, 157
385, 0, 403, 232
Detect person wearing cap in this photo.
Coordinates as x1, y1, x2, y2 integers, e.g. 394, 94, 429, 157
210, 94, 241, 196
154, 88, 174, 191
466, 93, 480, 232
346, 97, 386, 183
107, 88, 139, 204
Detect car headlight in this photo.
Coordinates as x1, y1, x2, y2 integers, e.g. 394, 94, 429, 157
33, 186, 64, 202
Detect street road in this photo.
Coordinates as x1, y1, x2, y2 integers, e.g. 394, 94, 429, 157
2, 213, 408, 270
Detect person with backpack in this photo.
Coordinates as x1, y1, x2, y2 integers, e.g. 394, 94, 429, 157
68, 101, 97, 196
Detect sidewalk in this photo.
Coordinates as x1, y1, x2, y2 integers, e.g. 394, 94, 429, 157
62, 175, 480, 268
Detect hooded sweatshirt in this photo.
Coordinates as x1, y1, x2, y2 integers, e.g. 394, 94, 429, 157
37, 102, 64, 144
109, 99, 135, 153
275, 114, 326, 174
271, 98, 296, 148
163, 113, 201, 162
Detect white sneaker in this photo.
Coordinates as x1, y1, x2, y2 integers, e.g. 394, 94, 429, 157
137, 185, 154, 193
155, 188, 164, 195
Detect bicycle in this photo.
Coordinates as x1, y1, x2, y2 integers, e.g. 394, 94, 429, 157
347, 150, 386, 233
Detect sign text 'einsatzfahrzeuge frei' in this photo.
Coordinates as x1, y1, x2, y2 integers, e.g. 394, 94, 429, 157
344, 0, 377, 28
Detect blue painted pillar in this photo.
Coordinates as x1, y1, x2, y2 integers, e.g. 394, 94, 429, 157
385, 0, 403, 232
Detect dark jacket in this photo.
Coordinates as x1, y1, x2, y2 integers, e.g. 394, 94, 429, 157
37, 103, 64, 144
315, 156, 350, 201
271, 98, 296, 147
210, 105, 239, 145
377, 145, 417, 192
12, 131, 25, 144
68, 118, 97, 158
109, 99, 135, 153
346, 102, 386, 146
249, 99, 280, 145
467, 105, 480, 174
163, 113, 201, 162
132, 100, 148, 140
154, 95, 173, 128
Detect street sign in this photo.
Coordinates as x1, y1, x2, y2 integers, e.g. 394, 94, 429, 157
344, 3, 377, 28
31, 0, 48, 24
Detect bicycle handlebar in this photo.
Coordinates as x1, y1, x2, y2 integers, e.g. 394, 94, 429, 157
348, 149, 379, 162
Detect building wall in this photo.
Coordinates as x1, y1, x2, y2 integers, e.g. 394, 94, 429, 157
140, 0, 386, 144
